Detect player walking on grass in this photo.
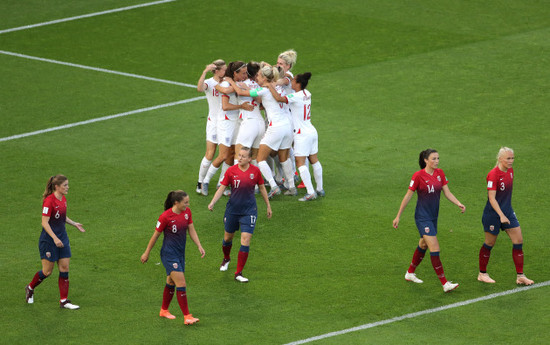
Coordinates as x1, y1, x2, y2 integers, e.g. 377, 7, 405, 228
208, 147, 272, 282
393, 149, 465, 293
25, 175, 86, 309
195, 59, 227, 194
478, 147, 534, 285
266, 72, 324, 201
141, 191, 205, 325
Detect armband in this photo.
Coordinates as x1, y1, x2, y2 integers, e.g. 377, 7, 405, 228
249, 88, 262, 97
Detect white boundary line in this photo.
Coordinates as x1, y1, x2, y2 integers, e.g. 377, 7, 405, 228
0, 96, 205, 143
284, 280, 550, 345
0, 50, 195, 88
0, 0, 176, 35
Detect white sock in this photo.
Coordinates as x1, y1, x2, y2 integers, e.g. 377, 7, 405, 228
198, 157, 212, 183
312, 161, 323, 191
281, 159, 295, 190
258, 161, 277, 189
298, 165, 315, 195
203, 164, 220, 184
217, 162, 231, 184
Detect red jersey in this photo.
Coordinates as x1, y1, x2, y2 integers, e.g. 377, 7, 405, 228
156, 208, 193, 257
42, 194, 67, 238
409, 168, 448, 220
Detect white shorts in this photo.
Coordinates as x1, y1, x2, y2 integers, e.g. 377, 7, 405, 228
206, 118, 217, 144
260, 124, 292, 151
293, 129, 318, 157
236, 118, 266, 149
217, 118, 238, 147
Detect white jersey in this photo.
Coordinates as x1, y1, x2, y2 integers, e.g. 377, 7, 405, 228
286, 89, 315, 134
239, 79, 263, 121
282, 71, 294, 96
204, 77, 221, 122
255, 87, 291, 128
220, 80, 239, 121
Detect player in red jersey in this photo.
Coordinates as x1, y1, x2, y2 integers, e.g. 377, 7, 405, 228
208, 147, 272, 282
478, 147, 534, 285
25, 175, 86, 309
141, 191, 205, 325
393, 149, 465, 293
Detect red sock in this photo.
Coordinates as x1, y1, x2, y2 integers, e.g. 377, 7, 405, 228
408, 247, 426, 273
479, 244, 492, 273
29, 270, 47, 289
430, 253, 448, 285
162, 284, 175, 310
176, 287, 189, 315
236, 248, 249, 275
222, 241, 232, 261
58, 272, 69, 301
512, 246, 524, 274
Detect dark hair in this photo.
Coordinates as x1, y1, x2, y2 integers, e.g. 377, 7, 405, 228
294, 72, 312, 90
164, 190, 188, 211
418, 149, 438, 169
225, 61, 246, 78
43, 175, 67, 200
247, 61, 261, 79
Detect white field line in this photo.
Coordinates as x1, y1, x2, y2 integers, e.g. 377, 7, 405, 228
284, 280, 550, 345
0, 0, 176, 35
0, 50, 196, 88
0, 97, 205, 143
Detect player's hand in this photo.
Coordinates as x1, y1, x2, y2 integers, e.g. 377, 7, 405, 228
208, 203, 214, 211
458, 204, 466, 213
140, 253, 149, 264
500, 215, 510, 225
266, 207, 272, 219
75, 223, 86, 232
392, 217, 400, 229
198, 246, 205, 258
241, 102, 254, 112
54, 238, 64, 248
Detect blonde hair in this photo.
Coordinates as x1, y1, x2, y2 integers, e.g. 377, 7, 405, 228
212, 59, 226, 71
496, 146, 514, 166
259, 65, 280, 82
278, 49, 297, 69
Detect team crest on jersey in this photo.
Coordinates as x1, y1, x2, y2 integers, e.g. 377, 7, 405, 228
490, 225, 495, 231
173, 263, 178, 269
425, 227, 430, 233
46, 252, 51, 258
185, 214, 189, 220
437, 176, 441, 182
250, 174, 254, 179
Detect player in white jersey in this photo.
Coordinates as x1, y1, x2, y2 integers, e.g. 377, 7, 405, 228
195, 60, 227, 194
267, 72, 324, 201
228, 64, 295, 199
234, 62, 265, 165
201, 61, 253, 196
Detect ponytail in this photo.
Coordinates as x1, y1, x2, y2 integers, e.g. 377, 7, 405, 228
418, 149, 437, 169
294, 72, 312, 90
164, 190, 188, 210
43, 174, 67, 200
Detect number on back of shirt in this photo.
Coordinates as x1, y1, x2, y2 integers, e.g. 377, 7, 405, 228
303, 104, 311, 121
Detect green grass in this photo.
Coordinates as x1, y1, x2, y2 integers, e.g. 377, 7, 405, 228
1, 1, 549, 344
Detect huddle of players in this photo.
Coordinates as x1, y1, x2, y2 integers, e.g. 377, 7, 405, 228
195, 50, 324, 202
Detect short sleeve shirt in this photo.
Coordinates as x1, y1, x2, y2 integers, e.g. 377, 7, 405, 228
409, 168, 448, 221
42, 194, 67, 239
484, 166, 514, 216
221, 164, 264, 215
156, 208, 193, 257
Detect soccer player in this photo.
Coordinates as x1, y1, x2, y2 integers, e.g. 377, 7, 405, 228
141, 191, 205, 325
25, 175, 86, 309
195, 59, 227, 194
392, 149, 465, 293
478, 147, 534, 285
266, 72, 325, 201
208, 147, 272, 282
227, 65, 295, 199
201, 61, 253, 196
